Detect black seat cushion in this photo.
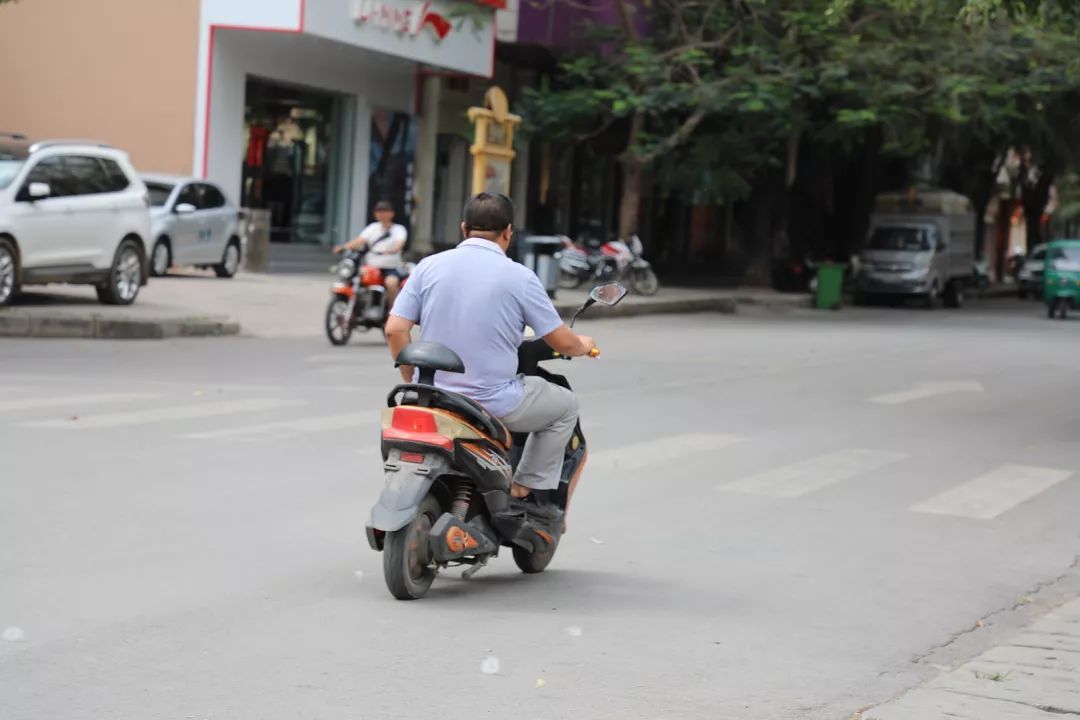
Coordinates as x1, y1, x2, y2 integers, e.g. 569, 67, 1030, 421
395, 342, 465, 373
388, 384, 511, 448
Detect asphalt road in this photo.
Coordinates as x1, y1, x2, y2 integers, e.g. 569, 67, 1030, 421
2, 299, 1079, 720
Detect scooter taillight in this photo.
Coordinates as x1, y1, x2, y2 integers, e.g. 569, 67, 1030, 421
384, 407, 453, 450
391, 407, 438, 433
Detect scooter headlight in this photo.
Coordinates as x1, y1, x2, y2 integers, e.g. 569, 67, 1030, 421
337, 257, 357, 279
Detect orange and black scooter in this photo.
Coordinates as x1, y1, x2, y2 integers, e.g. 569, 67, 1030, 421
365, 282, 628, 600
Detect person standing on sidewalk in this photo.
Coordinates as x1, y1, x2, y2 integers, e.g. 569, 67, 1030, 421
384, 192, 596, 499
334, 200, 408, 307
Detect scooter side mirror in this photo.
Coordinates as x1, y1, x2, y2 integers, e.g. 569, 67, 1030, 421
569, 283, 629, 327
589, 282, 629, 306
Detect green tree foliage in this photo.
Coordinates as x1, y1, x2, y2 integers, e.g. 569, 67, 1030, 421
522, 0, 1080, 251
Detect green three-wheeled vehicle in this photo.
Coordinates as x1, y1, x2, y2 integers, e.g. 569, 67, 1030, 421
1043, 239, 1080, 320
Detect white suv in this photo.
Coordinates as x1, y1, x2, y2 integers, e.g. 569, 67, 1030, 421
0, 135, 151, 306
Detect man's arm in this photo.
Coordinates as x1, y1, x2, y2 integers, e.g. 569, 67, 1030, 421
543, 325, 595, 357
520, 272, 596, 357
384, 260, 424, 382
334, 234, 369, 254
385, 314, 416, 383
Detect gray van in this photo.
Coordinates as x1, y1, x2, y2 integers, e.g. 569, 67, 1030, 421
854, 189, 976, 308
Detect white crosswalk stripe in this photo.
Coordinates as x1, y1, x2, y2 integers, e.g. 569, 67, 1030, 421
0, 393, 158, 413
589, 432, 747, 473
182, 412, 372, 440
910, 464, 1073, 519
19, 398, 305, 430
719, 449, 908, 498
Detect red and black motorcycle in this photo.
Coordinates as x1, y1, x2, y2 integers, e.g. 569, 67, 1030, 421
325, 248, 409, 346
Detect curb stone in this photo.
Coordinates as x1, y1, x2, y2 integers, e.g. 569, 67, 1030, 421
0, 312, 241, 339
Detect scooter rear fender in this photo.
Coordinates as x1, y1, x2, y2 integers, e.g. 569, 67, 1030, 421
366, 451, 452, 549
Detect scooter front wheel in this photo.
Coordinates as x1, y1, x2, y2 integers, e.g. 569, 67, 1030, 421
512, 537, 558, 574
631, 266, 659, 296
558, 269, 583, 289
383, 495, 441, 600
325, 297, 353, 346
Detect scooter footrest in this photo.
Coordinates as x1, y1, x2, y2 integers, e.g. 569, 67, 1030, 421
494, 503, 563, 554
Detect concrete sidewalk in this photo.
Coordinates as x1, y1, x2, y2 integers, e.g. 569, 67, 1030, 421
868, 597, 1080, 719
0, 283, 239, 339
0, 271, 810, 339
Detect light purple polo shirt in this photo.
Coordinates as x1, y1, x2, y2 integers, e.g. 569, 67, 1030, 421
390, 238, 564, 417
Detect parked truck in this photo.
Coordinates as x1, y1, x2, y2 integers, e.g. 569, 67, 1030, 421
854, 189, 976, 308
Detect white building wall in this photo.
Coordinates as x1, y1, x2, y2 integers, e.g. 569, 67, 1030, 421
202, 29, 413, 241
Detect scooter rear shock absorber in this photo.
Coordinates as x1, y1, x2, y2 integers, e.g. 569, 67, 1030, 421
451, 482, 473, 519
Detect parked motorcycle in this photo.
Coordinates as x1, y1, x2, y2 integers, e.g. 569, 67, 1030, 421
558, 235, 659, 296
325, 248, 409, 346
365, 282, 629, 600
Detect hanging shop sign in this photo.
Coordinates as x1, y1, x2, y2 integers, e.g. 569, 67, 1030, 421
353, 0, 452, 40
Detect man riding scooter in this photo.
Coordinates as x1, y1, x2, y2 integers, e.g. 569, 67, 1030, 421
384, 192, 597, 501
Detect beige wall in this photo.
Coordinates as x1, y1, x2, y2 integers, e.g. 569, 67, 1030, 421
0, 0, 200, 174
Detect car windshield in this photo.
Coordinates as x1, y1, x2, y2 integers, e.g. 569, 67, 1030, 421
145, 181, 175, 207
868, 227, 930, 252
0, 145, 28, 190
1030, 247, 1046, 261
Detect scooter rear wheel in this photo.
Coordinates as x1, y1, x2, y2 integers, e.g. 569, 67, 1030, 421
325, 297, 353, 346
383, 495, 441, 600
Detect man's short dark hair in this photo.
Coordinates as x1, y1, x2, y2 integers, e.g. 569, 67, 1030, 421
463, 192, 514, 233
374, 200, 394, 212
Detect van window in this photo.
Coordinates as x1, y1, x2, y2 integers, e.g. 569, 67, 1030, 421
868, 227, 930, 252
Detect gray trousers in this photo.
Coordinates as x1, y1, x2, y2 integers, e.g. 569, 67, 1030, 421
500, 376, 580, 491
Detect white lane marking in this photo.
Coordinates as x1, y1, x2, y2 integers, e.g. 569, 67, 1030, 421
869, 381, 984, 405
0, 393, 158, 413
0, 385, 30, 392
720, 449, 908, 498
910, 464, 1073, 520
182, 412, 373, 440
20, 398, 304, 430
588, 433, 747, 472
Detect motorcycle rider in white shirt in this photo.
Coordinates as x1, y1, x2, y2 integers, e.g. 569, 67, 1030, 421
334, 199, 408, 307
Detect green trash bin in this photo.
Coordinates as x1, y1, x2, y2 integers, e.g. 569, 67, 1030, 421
815, 263, 844, 310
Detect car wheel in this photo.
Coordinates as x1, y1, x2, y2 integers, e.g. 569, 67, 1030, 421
96, 240, 143, 305
943, 280, 964, 308
0, 238, 19, 307
150, 238, 171, 277
215, 240, 241, 278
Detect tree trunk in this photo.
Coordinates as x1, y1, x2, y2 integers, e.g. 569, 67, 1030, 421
617, 157, 643, 240
1021, 169, 1053, 250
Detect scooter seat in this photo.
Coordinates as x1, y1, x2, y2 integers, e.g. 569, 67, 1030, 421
388, 384, 511, 449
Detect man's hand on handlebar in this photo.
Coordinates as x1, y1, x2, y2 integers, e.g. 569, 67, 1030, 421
575, 334, 597, 357
334, 240, 368, 255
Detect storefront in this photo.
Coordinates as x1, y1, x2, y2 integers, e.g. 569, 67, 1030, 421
195, 0, 500, 247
